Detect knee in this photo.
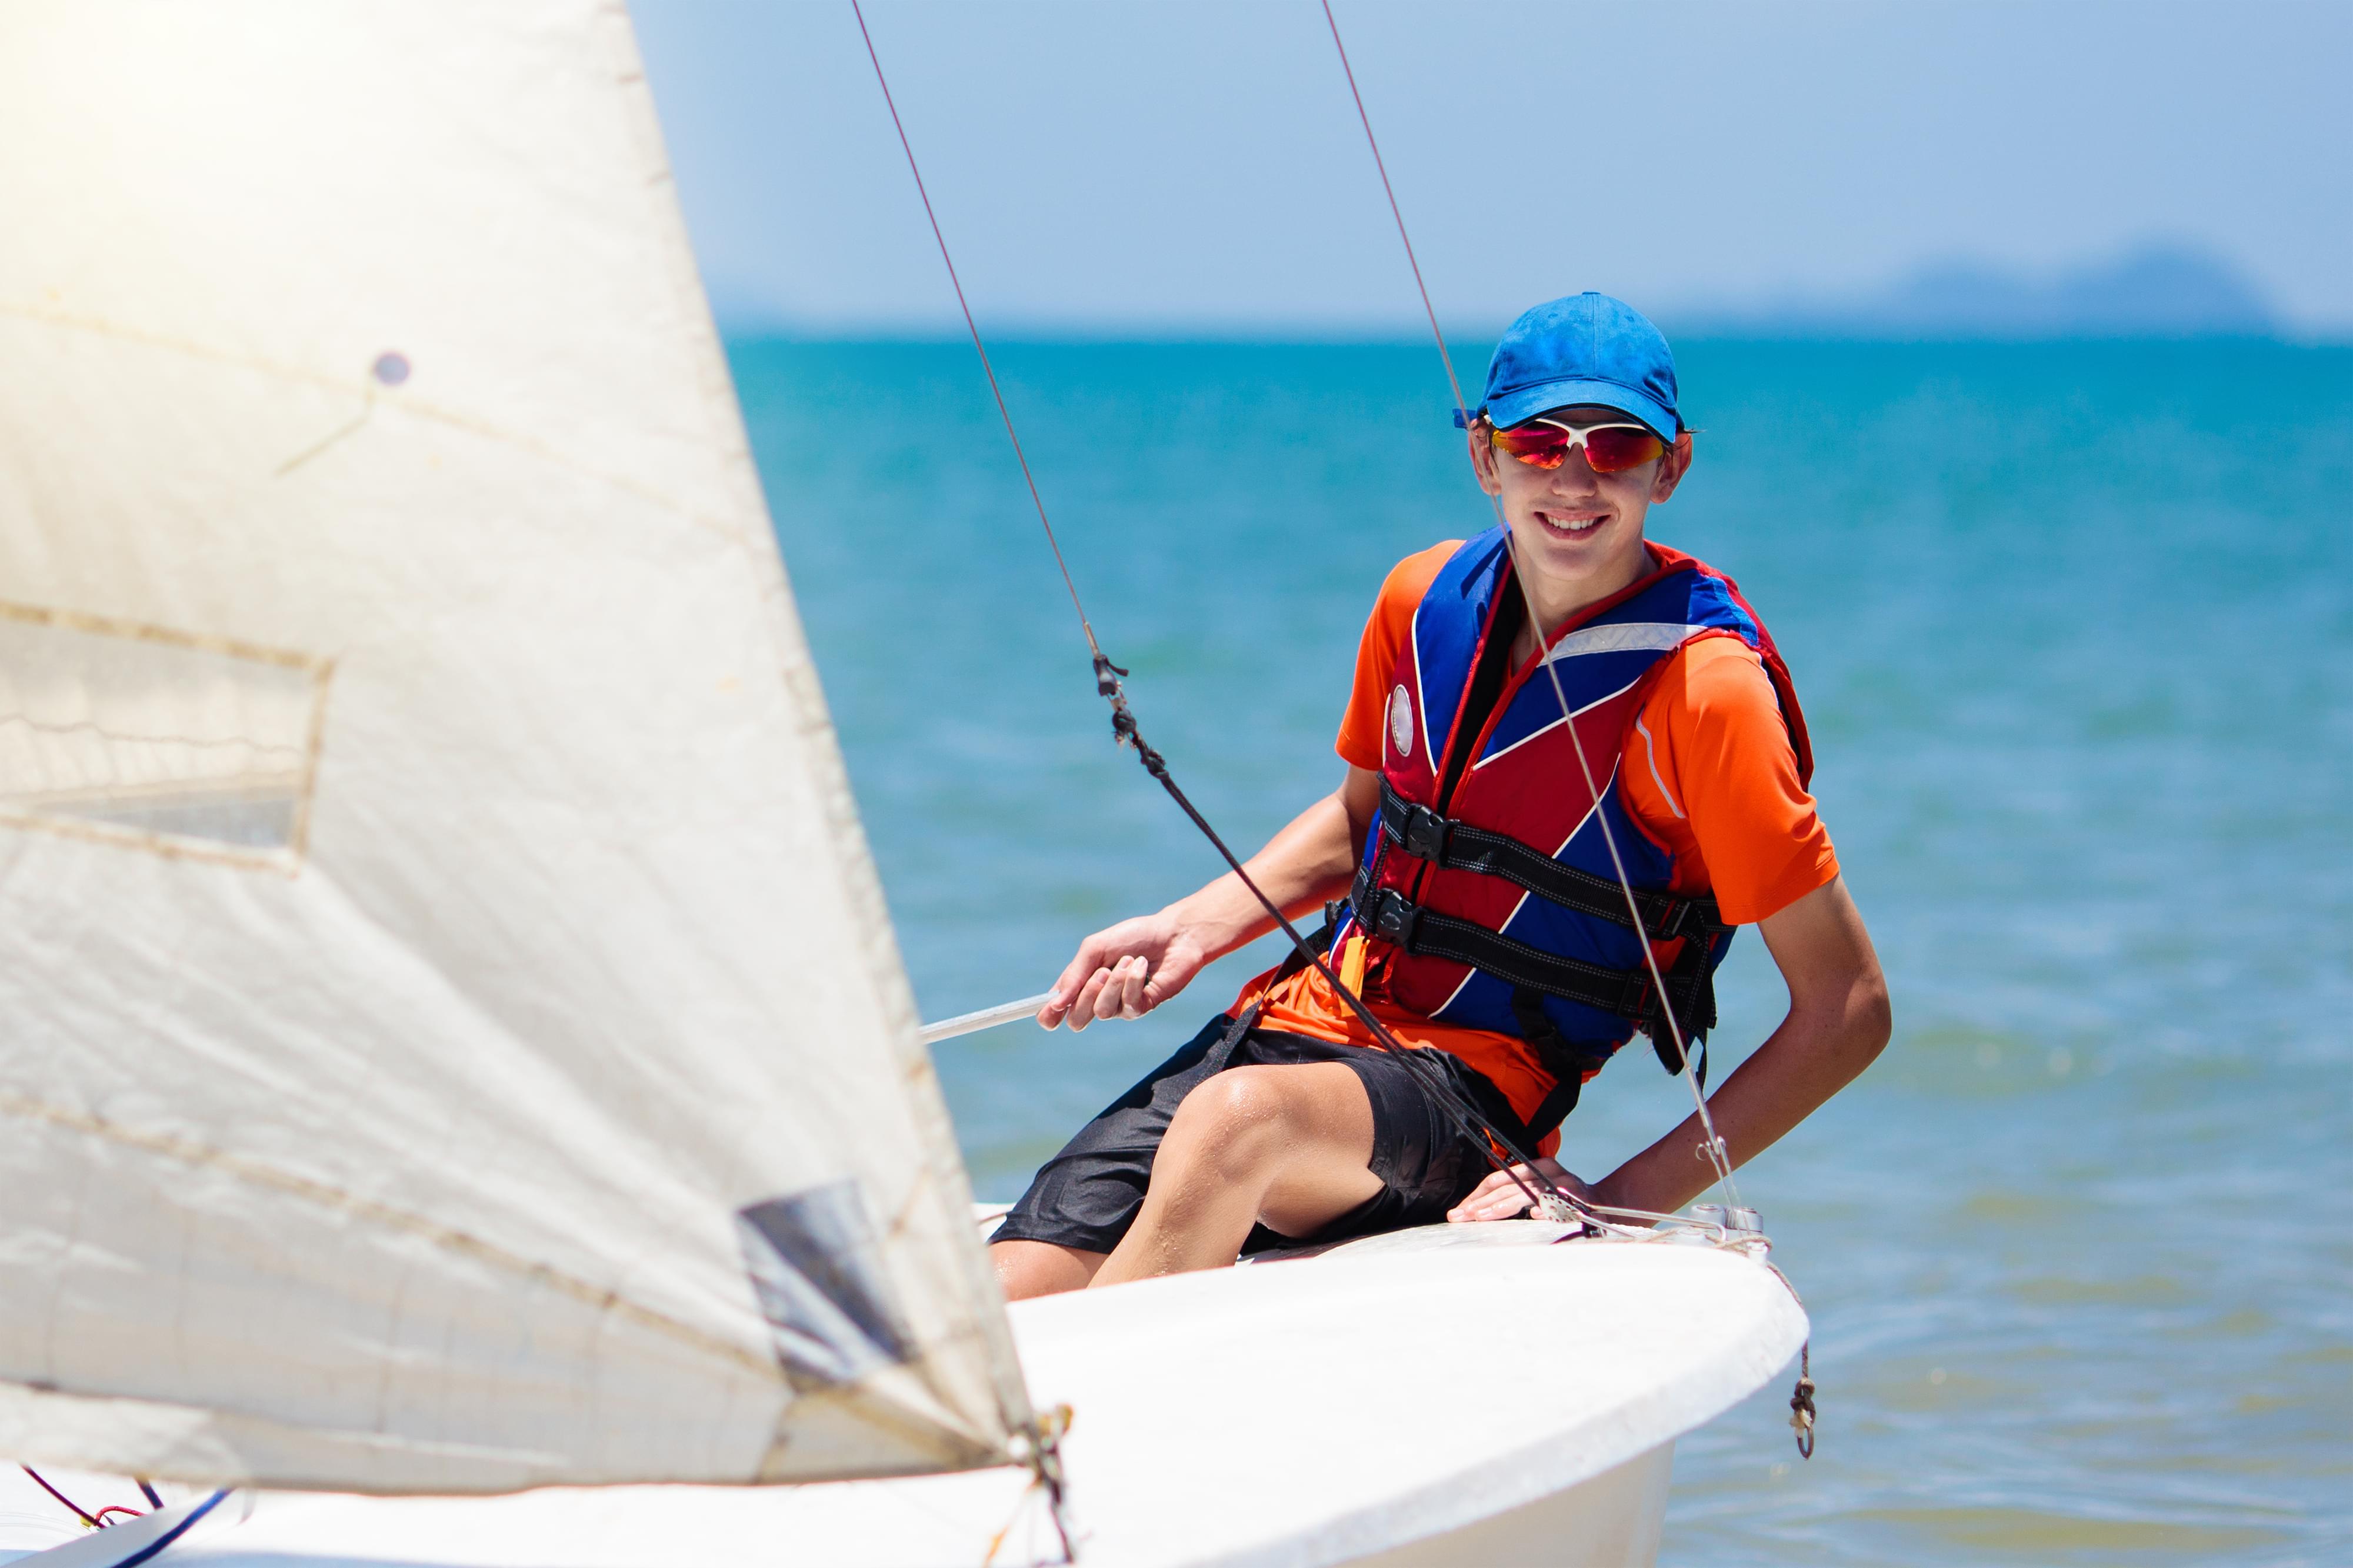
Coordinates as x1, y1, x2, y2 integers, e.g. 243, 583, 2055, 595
991, 1239, 1101, 1300
1164, 1067, 1298, 1180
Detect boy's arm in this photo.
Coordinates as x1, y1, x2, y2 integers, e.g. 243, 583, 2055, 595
1448, 873, 1889, 1219
1041, 545, 1445, 1032
1452, 632, 1888, 1220
1038, 766, 1382, 1031
1588, 874, 1889, 1215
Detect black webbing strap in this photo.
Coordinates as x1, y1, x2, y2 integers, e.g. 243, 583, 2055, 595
1351, 865, 1721, 1036
1509, 989, 1614, 1139
1268, 909, 1340, 987
1377, 778, 1730, 945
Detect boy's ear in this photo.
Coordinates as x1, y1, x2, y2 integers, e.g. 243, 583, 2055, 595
1652, 431, 1695, 502
1467, 421, 1502, 495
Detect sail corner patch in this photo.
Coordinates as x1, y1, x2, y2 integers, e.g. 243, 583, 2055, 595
736, 1182, 919, 1392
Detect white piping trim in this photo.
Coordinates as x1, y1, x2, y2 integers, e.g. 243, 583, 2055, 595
1431, 952, 1484, 1016
1634, 716, 1684, 819
1424, 782, 1609, 1018
1472, 675, 1643, 772
1553, 772, 1613, 856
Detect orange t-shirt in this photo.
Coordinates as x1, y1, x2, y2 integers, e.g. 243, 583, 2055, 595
1231, 541, 1839, 1136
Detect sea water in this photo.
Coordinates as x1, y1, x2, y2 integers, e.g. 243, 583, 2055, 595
732, 336, 2351, 1566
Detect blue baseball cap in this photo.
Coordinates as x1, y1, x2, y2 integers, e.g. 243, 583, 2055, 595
1465, 292, 1681, 442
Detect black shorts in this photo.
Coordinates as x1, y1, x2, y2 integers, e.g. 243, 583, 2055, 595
994, 1011, 1531, 1257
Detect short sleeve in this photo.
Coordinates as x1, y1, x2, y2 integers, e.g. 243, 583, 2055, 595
1627, 636, 1838, 925
1336, 542, 1462, 771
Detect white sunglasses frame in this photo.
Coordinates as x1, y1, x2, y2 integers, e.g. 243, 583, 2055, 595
1482, 413, 1667, 472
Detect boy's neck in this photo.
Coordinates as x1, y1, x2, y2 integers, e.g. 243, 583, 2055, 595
1512, 540, 1658, 659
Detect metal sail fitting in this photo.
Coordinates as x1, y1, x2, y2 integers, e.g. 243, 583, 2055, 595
995, 1404, 1077, 1564
1092, 651, 1156, 768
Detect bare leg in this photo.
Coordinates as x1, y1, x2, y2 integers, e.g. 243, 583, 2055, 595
991, 1239, 1106, 1301
1090, 1062, 1382, 1287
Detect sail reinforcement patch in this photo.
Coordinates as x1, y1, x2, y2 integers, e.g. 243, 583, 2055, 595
736, 1181, 919, 1390
0, 604, 328, 866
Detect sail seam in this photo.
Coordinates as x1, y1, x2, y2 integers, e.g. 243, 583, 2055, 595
0, 301, 744, 546
0, 598, 323, 673
1, 1087, 778, 1381
0, 807, 300, 876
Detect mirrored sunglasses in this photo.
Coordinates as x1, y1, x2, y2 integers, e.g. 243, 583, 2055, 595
1488, 416, 1665, 475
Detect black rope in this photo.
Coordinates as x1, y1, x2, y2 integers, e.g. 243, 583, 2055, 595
1111, 712, 1561, 1212
849, 0, 1578, 1223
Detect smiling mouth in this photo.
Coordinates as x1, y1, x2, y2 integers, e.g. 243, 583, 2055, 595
1535, 509, 1606, 536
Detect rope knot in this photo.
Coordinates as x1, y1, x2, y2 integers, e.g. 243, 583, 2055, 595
1788, 1347, 1818, 1459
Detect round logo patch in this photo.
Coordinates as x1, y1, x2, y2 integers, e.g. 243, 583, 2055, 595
1388, 683, 1415, 760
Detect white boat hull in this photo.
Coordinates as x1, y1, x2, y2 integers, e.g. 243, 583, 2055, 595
1344, 1442, 1674, 1568
8, 1226, 1802, 1567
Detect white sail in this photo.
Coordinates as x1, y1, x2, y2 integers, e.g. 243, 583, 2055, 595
0, 0, 1032, 1493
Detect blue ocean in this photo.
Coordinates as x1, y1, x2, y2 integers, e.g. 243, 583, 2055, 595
730, 335, 2351, 1566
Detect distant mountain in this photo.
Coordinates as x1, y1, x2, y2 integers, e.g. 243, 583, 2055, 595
1699, 242, 2277, 338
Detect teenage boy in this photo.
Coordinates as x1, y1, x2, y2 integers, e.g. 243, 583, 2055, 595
991, 292, 1890, 1298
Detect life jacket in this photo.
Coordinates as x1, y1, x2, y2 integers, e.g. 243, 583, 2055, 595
1341, 530, 1812, 1137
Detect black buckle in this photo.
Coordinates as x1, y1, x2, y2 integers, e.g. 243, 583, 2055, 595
1367, 888, 1421, 950
1651, 896, 1724, 942
1398, 802, 1450, 863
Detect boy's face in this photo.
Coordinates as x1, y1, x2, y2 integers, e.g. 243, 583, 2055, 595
1468, 403, 1694, 598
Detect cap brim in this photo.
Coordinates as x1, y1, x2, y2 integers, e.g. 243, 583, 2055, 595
1482, 378, 1678, 442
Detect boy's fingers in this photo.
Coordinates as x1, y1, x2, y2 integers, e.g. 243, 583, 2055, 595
1047, 942, 1179, 1029
1091, 958, 1137, 1021
1449, 1166, 1539, 1222
1047, 939, 1109, 1017
1141, 960, 1189, 1011
1469, 1185, 1527, 1217
1065, 967, 1114, 1032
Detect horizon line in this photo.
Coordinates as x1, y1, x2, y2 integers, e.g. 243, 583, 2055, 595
716, 320, 2351, 349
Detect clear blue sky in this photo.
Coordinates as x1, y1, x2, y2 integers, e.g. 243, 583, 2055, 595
632, 1, 2353, 336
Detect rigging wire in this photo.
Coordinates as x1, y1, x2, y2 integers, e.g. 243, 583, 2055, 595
19, 1465, 98, 1529
1318, 0, 1740, 1206
846, 0, 1578, 1226
845, 2, 1105, 678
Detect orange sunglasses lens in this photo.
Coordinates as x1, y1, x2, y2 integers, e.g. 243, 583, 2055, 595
1488, 424, 1571, 468
1489, 422, 1664, 474
1583, 426, 1667, 473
